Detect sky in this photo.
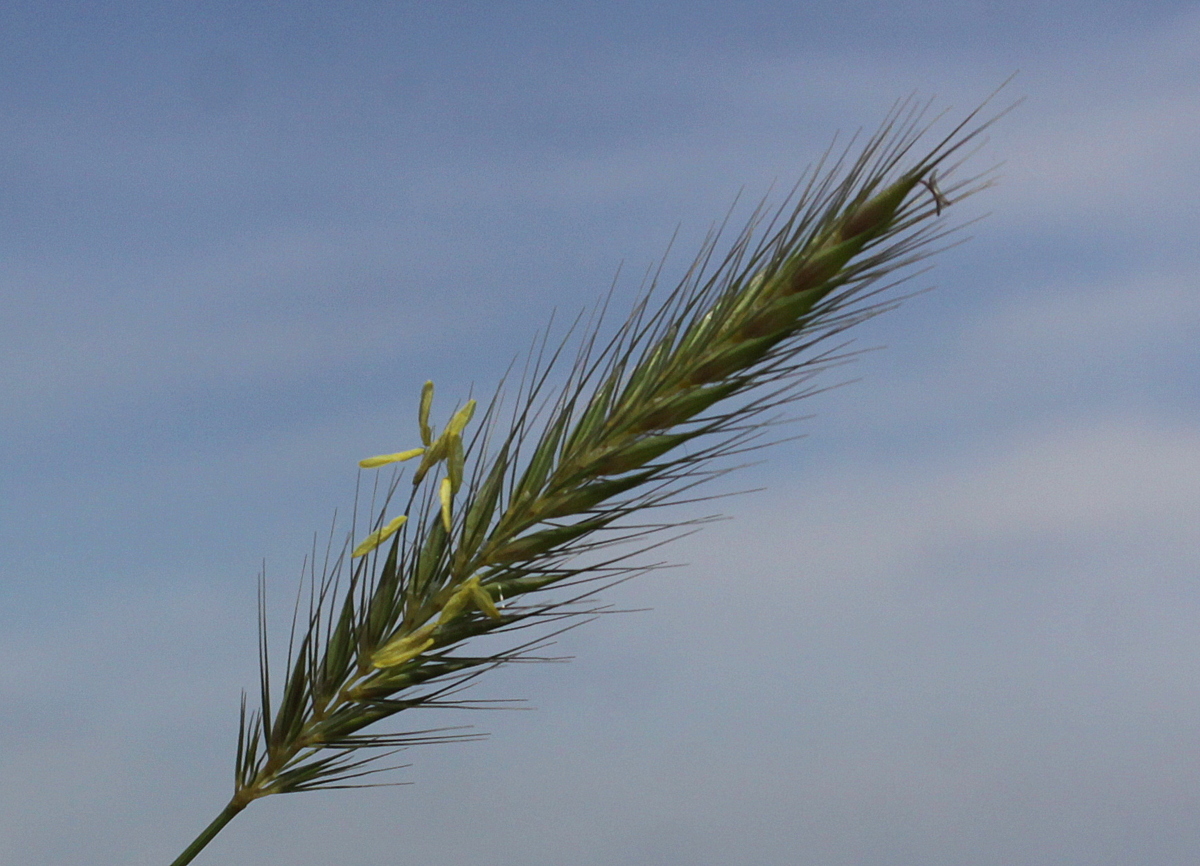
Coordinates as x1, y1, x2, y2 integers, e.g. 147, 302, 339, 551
1, 2, 1198, 864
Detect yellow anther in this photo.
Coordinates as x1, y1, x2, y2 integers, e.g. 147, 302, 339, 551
412, 396, 478, 487
439, 476, 454, 532
359, 448, 426, 469
469, 579, 501, 620
446, 399, 477, 437
419, 381, 435, 446
438, 574, 501, 625
351, 514, 408, 558
371, 623, 436, 668
372, 575, 501, 670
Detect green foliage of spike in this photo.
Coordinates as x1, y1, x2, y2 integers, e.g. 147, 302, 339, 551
411, 517, 449, 601
513, 411, 570, 502
561, 364, 624, 457
487, 516, 612, 564
363, 536, 404, 651
587, 431, 698, 477
531, 470, 655, 522
457, 445, 510, 568
630, 381, 742, 433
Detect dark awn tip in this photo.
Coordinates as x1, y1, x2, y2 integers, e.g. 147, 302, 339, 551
920, 171, 951, 216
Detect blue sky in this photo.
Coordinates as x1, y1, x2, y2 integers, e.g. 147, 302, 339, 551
2, 2, 1198, 864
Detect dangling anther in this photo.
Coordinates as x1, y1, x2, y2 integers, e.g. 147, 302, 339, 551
919, 170, 951, 215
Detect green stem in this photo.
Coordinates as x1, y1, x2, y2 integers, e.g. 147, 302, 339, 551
168, 799, 247, 866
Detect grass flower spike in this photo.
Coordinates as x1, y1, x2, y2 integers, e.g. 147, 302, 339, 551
166, 93, 1009, 866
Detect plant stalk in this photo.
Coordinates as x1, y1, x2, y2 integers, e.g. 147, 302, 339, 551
168, 799, 246, 866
